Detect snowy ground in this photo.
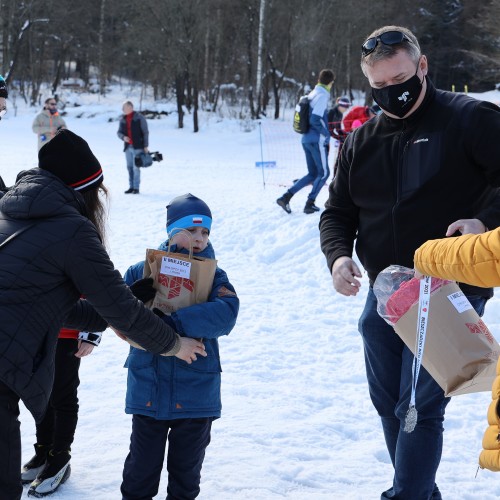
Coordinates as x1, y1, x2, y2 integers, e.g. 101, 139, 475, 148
2, 85, 500, 499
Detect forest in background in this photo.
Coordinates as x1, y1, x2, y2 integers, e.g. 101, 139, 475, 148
1, 0, 499, 130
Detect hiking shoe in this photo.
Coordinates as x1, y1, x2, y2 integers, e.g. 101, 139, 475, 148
132, 189, 140, 194
28, 450, 71, 497
276, 192, 293, 214
124, 188, 135, 194
21, 444, 50, 484
304, 200, 320, 214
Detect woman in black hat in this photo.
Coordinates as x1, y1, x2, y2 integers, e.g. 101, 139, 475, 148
0, 129, 206, 499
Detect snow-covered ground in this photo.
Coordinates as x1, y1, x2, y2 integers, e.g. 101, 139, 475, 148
2, 85, 500, 499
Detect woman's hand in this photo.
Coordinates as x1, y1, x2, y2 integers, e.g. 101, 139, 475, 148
174, 337, 207, 364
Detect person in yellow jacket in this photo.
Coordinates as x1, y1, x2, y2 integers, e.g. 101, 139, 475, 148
414, 221, 500, 472
32, 97, 67, 150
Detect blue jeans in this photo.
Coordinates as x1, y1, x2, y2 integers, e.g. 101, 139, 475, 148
359, 288, 487, 500
289, 141, 329, 201
125, 146, 143, 190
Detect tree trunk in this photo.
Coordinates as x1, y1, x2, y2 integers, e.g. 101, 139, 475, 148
255, 0, 266, 117
193, 81, 199, 132
98, 0, 106, 95
175, 74, 184, 129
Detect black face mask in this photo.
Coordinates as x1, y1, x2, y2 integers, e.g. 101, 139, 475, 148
371, 67, 423, 118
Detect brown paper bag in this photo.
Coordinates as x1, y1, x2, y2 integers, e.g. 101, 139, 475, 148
143, 248, 217, 314
393, 282, 500, 397
125, 248, 217, 352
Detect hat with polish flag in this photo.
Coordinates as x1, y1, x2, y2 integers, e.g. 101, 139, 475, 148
166, 193, 212, 235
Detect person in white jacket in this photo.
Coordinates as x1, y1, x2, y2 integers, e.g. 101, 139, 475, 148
32, 97, 67, 150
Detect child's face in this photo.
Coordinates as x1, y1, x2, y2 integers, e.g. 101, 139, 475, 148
171, 226, 209, 253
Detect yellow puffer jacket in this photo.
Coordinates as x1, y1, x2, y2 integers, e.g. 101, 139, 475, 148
480, 356, 500, 471
414, 228, 500, 288
414, 228, 500, 471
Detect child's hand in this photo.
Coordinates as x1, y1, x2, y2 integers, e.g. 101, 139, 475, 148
175, 337, 207, 364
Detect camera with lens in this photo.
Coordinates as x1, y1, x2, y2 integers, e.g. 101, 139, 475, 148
134, 151, 164, 168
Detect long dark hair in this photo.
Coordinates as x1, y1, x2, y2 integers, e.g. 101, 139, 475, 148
80, 184, 109, 247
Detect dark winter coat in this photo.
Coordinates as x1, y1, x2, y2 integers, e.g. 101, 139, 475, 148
0, 169, 178, 422
123, 240, 239, 420
117, 111, 149, 151
319, 78, 500, 298
327, 105, 347, 143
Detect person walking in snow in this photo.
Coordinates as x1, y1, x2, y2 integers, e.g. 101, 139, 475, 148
0, 74, 7, 121
277, 68, 334, 215
32, 97, 67, 150
120, 193, 239, 500
319, 25, 500, 500
117, 101, 149, 194
0, 130, 206, 499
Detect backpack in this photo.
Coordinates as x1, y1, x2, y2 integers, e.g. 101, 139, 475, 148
293, 95, 310, 134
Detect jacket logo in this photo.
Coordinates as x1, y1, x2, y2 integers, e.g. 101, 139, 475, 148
218, 286, 237, 298
158, 274, 194, 299
413, 138, 429, 144
398, 91, 410, 102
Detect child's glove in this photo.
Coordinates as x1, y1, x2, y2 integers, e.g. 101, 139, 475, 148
153, 308, 177, 332
129, 277, 156, 303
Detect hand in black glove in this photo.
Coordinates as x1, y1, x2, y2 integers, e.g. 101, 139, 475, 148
129, 277, 156, 303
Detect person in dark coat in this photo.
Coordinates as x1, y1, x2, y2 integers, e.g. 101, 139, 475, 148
0, 129, 206, 499
117, 101, 149, 194
319, 25, 500, 500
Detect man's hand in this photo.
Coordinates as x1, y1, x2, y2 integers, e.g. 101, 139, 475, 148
144, 147, 149, 153
124, 136, 131, 143
174, 337, 207, 364
331, 256, 362, 296
446, 218, 487, 236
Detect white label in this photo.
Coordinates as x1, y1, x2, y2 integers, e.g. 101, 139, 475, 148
447, 290, 473, 313
160, 256, 191, 279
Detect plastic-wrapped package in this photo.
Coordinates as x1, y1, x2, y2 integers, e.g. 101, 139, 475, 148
373, 265, 451, 325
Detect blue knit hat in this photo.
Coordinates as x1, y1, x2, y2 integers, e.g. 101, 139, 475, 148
166, 193, 212, 235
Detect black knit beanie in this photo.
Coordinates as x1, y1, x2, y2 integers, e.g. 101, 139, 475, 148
38, 129, 103, 192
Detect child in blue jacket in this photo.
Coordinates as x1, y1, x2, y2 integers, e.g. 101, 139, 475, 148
121, 193, 239, 500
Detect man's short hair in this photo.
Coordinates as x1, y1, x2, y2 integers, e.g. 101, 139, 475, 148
44, 97, 56, 105
123, 100, 134, 108
318, 69, 335, 86
361, 25, 421, 73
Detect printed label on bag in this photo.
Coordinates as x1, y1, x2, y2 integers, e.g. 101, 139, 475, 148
447, 290, 473, 313
160, 257, 191, 279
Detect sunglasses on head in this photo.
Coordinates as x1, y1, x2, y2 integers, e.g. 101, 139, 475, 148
361, 30, 412, 57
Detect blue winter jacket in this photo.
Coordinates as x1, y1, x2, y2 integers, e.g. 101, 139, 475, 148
123, 240, 239, 420
302, 83, 331, 145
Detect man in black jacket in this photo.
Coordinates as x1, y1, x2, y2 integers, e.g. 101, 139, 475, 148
319, 25, 500, 500
117, 101, 149, 194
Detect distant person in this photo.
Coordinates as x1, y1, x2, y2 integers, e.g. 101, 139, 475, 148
117, 101, 149, 194
342, 105, 376, 133
319, 25, 500, 500
277, 69, 335, 214
328, 96, 351, 164
21, 328, 102, 496
32, 97, 67, 150
0, 75, 7, 194
120, 193, 239, 500
0, 129, 206, 499
0, 74, 7, 120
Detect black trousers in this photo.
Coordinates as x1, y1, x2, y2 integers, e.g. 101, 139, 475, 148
121, 415, 213, 500
0, 381, 22, 500
36, 338, 81, 451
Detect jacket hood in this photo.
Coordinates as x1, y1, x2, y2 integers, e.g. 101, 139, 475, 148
0, 168, 86, 220
158, 239, 216, 259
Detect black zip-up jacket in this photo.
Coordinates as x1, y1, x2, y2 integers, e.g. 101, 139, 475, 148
0, 169, 178, 421
319, 79, 500, 298
117, 111, 149, 151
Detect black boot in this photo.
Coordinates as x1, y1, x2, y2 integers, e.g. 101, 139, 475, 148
276, 191, 293, 214
28, 449, 71, 497
304, 199, 320, 214
21, 443, 50, 484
